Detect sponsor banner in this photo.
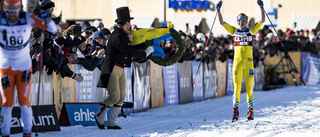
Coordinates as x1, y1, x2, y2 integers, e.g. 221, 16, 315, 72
226, 59, 234, 95
215, 60, 227, 98
150, 61, 164, 108
59, 103, 111, 126
1, 105, 60, 134
75, 65, 99, 102
192, 61, 203, 101
163, 63, 179, 106
203, 61, 217, 99
265, 52, 301, 85
133, 61, 151, 112
253, 65, 264, 90
53, 65, 76, 118
12, 70, 54, 107
301, 52, 320, 85
177, 61, 193, 104
124, 64, 134, 115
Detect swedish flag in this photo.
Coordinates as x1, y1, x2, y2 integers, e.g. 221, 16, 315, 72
132, 23, 175, 57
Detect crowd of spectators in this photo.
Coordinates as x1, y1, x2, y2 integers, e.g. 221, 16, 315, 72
174, 22, 320, 68
29, 0, 320, 83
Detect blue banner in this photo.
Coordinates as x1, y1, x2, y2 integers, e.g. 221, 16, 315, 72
124, 65, 133, 115
226, 59, 234, 95
169, 0, 210, 10
65, 103, 111, 126
301, 52, 320, 85
192, 61, 203, 101
163, 63, 179, 106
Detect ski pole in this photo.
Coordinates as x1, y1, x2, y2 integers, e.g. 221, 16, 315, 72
259, 3, 306, 85
193, 1, 222, 84
35, 18, 45, 137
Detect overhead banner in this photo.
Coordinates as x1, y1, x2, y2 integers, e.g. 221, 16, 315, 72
203, 61, 217, 99
215, 60, 227, 98
75, 65, 99, 102
163, 63, 179, 106
301, 52, 320, 85
133, 61, 151, 112
226, 59, 234, 95
53, 65, 76, 118
265, 52, 301, 85
59, 103, 111, 126
253, 65, 264, 91
1, 105, 60, 134
150, 61, 164, 108
192, 61, 203, 101
124, 65, 134, 115
177, 61, 193, 104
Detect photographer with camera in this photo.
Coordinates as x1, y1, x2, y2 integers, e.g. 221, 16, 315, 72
58, 35, 84, 82
76, 32, 105, 71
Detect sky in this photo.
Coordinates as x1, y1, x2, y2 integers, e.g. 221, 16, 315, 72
12, 85, 320, 137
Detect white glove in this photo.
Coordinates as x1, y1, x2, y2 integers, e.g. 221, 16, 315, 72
72, 73, 84, 82
144, 46, 154, 57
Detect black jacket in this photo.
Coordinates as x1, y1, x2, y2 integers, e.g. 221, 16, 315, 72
97, 26, 145, 88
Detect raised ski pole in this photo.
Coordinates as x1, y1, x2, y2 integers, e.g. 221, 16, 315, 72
259, 1, 305, 85
193, 0, 222, 84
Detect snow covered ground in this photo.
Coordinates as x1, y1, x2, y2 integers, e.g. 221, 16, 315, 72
13, 85, 320, 137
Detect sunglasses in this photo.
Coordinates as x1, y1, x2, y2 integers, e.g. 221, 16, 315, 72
4, 8, 20, 14
237, 18, 247, 22
86, 32, 93, 35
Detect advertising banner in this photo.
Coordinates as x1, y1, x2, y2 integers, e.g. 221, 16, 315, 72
1, 105, 60, 134
301, 52, 320, 85
59, 103, 111, 126
177, 61, 193, 104
11, 70, 54, 107
124, 65, 134, 115
150, 61, 164, 108
53, 65, 76, 118
226, 59, 234, 95
133, 61, 151, 112
253, 65, 264, 90
163, 63, 179, 106
215, 60, 227, 98
203, 61, 217, 99
192, 61, 203, 101
265, 52, 301, 85
75, 65, 99, 102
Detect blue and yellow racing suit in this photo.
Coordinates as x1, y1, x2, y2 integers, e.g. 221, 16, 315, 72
223, 21, 262, 108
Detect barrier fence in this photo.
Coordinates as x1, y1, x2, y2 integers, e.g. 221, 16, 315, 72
4, 51, 320, 131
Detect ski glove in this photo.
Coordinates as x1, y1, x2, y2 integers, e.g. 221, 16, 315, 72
41, 10, 51, 22
145, 46, 154, 57
257, 0, 263, 7
216, 1, 222, 10
72, 73, 84, 82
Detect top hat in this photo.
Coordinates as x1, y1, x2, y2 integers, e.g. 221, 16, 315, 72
115, 6, 134, 23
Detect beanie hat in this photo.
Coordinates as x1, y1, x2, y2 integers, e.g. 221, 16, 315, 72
94, 20, 104, 28
101, 28, 111, 35
93, 31, 105, 40
81, 20, 91, 33
40, 0, 55, 10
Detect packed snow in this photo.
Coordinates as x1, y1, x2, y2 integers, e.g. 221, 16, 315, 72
12, 85, 320, 137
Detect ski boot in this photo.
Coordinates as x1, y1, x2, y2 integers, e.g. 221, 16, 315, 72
247, 106, 254, 121
232, 107, 239, 122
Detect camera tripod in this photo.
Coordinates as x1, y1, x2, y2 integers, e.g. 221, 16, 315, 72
266, 51, 305, 86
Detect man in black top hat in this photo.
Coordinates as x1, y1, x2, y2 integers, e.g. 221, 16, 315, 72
95, 6, 147, 130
